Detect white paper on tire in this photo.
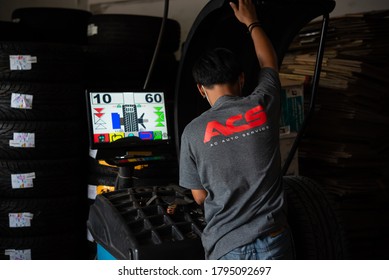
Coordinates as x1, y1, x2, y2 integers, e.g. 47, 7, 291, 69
9, 212, 34, 228
11, 172, 36, 189
9, 132, 35, 147
4, 249, 32, 260
9, 55, 37, 70
11, 93, 33, 109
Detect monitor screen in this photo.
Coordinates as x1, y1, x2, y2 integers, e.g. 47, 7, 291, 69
86, 90, 170, 149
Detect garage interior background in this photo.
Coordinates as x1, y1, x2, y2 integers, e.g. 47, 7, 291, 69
0, 0, 388, 260
1, 0, 388, 46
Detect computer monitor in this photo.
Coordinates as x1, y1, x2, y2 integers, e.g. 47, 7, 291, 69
86, 90, 170, 150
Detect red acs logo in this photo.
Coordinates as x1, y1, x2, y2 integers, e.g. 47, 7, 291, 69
204, 105, 267, 143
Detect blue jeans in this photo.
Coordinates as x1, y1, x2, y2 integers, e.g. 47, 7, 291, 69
218, 227, 295, 260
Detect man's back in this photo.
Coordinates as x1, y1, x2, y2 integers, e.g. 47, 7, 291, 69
179, 68, 287, 259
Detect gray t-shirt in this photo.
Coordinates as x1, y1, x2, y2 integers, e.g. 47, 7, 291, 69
179, 68, 287, 260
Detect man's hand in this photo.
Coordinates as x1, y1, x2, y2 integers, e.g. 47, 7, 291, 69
230, 0, 258, 27
230, 0, 278, 70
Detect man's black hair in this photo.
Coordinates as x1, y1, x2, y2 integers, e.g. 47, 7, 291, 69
192, 48, 242, 87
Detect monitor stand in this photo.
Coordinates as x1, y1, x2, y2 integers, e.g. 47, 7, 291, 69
93, 137, 174, 190
105, 153, 170, 190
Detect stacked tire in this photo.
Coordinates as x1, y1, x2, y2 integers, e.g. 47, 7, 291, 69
85, 13, 181, 258
0, 9, 91, 260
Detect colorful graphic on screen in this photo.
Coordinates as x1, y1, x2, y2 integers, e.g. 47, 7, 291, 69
89, 91, 169, 145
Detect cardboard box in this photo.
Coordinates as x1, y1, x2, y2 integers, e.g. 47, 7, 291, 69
279, 80, 305, 136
